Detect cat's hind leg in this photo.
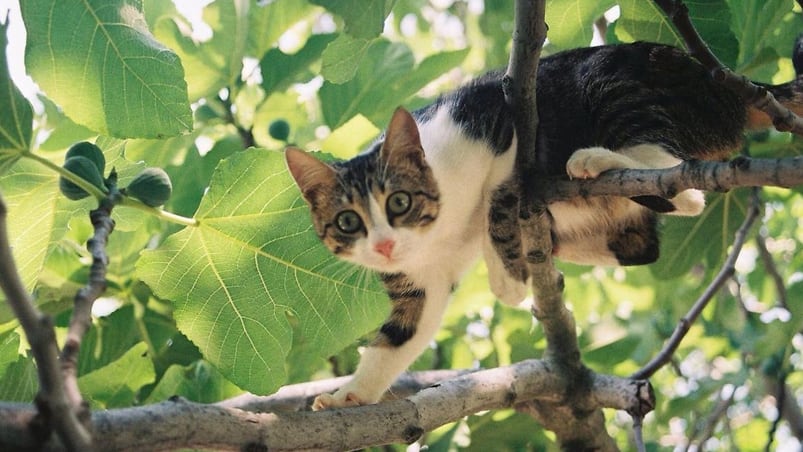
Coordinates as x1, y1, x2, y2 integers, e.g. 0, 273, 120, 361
566, 144, 705, 216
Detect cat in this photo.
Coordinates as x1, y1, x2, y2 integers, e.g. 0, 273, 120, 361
285, 42, 803, 410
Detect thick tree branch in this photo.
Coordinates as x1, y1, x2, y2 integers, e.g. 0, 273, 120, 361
653, 0, 803, 135
501, 0, 635, 449
0, 192, 92, 451
0, 360, 652, 451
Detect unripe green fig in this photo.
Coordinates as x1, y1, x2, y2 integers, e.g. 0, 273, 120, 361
66, 141, 105, 175
59, 156, 106, 200
268, 119, 290, 141
125, 167, 172, 207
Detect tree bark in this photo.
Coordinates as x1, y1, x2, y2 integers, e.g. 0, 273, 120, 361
0, 360, 652, 451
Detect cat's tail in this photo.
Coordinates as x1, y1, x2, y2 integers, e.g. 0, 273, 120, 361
746, 34, 803, 129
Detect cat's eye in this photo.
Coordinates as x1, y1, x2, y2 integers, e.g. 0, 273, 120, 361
335, 210, 363, 234
387, 191, 412, 215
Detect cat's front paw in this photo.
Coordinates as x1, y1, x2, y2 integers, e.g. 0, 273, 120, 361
312, 389, 365, 411
566, 147, 626, 179
485, 246, 528, 306
489, 270, 528, 306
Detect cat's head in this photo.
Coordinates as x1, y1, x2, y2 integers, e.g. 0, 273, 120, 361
285, 108, 440, 272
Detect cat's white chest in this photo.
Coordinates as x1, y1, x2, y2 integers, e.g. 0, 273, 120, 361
406, 108, 516, 282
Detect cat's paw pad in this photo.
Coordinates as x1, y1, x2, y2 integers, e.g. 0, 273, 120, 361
312, 390, 364, 411
566, 147, 624, 179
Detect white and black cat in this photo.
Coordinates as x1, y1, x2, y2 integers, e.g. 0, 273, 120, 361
285, 42, 803, 409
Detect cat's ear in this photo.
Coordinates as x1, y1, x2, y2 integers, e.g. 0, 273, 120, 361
285, 146, 337, 204
380, 107, 425, 164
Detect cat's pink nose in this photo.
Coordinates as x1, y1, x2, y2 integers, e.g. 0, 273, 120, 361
374, 239, 395, 259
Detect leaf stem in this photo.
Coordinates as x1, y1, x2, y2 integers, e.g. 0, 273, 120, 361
22, 151, 199, 227
22, 151, 106, 199
119, 197, 199, 227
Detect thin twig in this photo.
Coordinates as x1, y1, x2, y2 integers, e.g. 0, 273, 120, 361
60, 187, 120, 418
632, 414, 646, 452
764, 376, 803, 441
755, 232, 789, 310
631, 188, 762, 379
687, 386, 735, 451
0, 192, 92, 450
765, 368, 788, 452
652, 0, 803, 135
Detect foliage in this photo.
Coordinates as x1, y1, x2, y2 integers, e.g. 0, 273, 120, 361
1, 0, 803, 449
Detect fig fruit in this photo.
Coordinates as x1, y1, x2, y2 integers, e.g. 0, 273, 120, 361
125, 167, 172, 207
59, 156, 106, 200
268, 119, 290, 141
66, 141, 105, 175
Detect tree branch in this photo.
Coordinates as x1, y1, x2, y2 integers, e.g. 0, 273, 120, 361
542, 156, 803, 203
501, 0, 639, 449
0, 360, 653, 451
631, 188, 762, 380
60, 188, 119, 426
0, 192, 92, 451
653, 0, 803, 135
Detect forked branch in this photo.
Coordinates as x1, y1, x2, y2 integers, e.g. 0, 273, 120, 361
0, 193, 92, 451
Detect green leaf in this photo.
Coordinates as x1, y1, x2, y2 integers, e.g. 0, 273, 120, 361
730, 0, 801, 76
0, 159, 63, 314
311, 0, 396, 39
0, 352, 38, 402
320, 40, 468, 128
162, 136, 240, 218
0, 332, 21, 379
21, 0, 191, 138
200, 0, 250, 88
321, 34, 374, 84
261, 34, 337, 95
0, 20, 33, 169
616, 0, 738, 67
149, 1, 246, 101
137, 149, 387, 395
650, 189, 751, 279
78, 342, 155, 409
77, 305, 140, 376
583, 334, 641, 367
145, 361, 242, 404
151, 0, 312, 101
37, 97, 96, 153
544, 0, 616, 49
246, 0, 316, 59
